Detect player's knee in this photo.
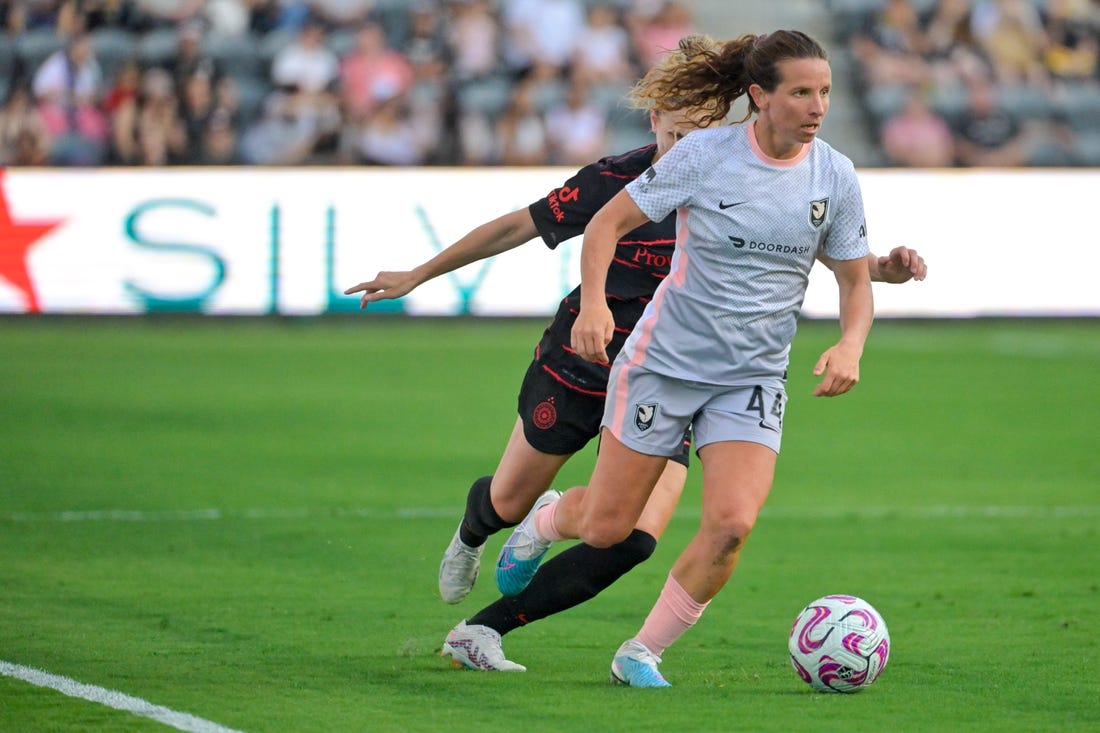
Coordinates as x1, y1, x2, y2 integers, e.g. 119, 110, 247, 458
464, 475, 511, 535
716, 526, 752, 562
487, 477, 543, 524
705, 514, 756, 562
578, 516, 634, 549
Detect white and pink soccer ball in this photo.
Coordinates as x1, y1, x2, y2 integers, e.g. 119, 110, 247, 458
788, 594, 890, 693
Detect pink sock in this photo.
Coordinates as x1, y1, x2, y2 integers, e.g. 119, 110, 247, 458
533, 495, 565, 541
635, 574, 710, 656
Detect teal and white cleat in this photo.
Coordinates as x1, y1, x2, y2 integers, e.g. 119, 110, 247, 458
610, 639, 672, 688
438, 525, 484, 604
441, 621, 526, 671
494, 490, 561, 596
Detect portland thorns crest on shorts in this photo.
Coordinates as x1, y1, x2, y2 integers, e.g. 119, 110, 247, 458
634, 402, 658, 432
532, 398, 557, 430
809, 198, 829, 228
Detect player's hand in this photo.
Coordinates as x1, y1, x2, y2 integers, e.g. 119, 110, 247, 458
812, 342, 862, 397
571, 303, 615, 364
344, 271, 420, 308
877, 246, 926, 283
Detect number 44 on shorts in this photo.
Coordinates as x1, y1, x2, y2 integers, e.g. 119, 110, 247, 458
746, 385, 784, 433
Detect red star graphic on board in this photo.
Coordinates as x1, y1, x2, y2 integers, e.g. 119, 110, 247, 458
0, 169, 63, 312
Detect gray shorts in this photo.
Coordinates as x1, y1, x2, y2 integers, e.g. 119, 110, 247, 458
602, 360, 785, 456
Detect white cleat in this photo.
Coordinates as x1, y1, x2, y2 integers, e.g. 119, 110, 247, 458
441, 621, 526, 671
438, 526, 484, 604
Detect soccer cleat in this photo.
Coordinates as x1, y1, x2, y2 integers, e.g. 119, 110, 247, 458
441, 621, 526, 671
494, 490, 561, 596
438, 525, 484, 604
610, 639, 672, 688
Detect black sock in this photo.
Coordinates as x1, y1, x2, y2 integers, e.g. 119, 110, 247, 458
458, 475, 512, 547
469, 529, 657, 635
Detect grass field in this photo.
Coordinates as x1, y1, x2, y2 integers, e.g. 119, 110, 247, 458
1, 317, 1098, 732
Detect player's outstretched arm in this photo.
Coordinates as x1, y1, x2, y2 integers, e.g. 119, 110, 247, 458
343, 208, 539, 308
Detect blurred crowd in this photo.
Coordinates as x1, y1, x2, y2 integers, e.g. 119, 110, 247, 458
836, 0, 1100, 166
3, 0, 1098, 168
0, 0, 698, 166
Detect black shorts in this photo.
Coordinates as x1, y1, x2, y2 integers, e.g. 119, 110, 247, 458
517, 358, 691, 467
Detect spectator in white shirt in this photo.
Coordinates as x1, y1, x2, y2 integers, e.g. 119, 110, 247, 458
545, 77, 608, 165
271, 17, 340, 93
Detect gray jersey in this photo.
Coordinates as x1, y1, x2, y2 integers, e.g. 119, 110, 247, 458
621, 122, 869, 387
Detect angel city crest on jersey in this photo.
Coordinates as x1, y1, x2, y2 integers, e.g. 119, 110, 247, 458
809, 198, 829, 228
634, 402, 658, 432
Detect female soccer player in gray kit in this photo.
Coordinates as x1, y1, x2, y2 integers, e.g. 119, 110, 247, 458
494, 29, 883, 686
347, 35, 924, 675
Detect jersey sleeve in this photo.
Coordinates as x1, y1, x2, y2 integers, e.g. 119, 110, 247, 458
822, 161, 871, 261
527, 161, 615, 249
625, 132, 705, 223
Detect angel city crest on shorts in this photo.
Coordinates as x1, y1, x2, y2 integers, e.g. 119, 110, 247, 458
634, 402, 658, 432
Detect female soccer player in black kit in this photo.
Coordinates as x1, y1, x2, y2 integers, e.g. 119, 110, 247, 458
344, 36, 926, 671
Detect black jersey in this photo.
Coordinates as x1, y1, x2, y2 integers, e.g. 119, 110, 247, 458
526, 144, 676, 396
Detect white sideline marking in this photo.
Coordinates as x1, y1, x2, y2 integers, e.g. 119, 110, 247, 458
0, 660, 246, 733
1, 505, 1098, 523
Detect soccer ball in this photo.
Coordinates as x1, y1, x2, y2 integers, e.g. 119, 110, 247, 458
788, 594, 890, 693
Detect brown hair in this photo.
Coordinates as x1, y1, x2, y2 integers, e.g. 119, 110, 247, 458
629, 31, 829, 127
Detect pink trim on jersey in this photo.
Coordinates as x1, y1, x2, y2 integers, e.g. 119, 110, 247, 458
608, 353, 634, 440
747, 121, 811, 167
672, 207, 690, 288
609, 208, 691, 439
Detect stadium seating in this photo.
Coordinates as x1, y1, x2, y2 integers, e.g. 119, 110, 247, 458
3, 0, 1095, 168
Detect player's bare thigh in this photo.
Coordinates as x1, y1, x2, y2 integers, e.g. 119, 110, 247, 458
577, 428, 668, 548
698, 439, 776, 538
491, 417, 573, 522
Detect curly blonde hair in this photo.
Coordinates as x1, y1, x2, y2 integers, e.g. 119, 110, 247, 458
628, 31, 828, 127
